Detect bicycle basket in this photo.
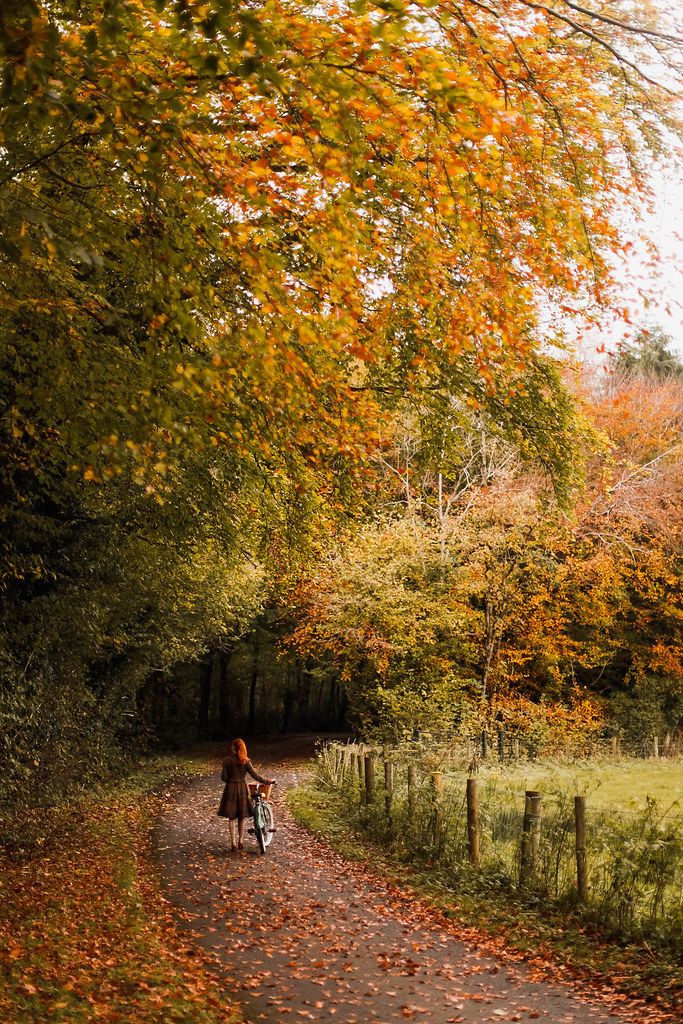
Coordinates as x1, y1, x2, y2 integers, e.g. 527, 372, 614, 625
247, 782, 272, 800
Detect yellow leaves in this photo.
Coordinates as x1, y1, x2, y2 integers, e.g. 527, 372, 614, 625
2, 0, 666, 530
472, 169, 497, 192
6, 941, 22, 962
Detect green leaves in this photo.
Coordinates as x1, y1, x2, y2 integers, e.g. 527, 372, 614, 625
84, 27, 98, 53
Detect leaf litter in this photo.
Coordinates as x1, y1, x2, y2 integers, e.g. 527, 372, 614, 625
156, 745, 681, 1024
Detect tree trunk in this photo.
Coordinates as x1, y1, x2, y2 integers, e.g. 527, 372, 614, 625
481, 594, 503, 707
197, 657, 212, 740
281, 665, 295, 733
138, 669, 166, 735
150, 670, 166, 729
337, 682, 349, 728
329, 676, 338, 724
248, 640, 259, 736
218, 650, 231, 737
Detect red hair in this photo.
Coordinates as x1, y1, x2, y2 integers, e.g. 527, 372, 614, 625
232, 738, 248, 765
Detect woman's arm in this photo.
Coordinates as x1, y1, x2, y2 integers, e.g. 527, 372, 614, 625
245, 761, 274, 785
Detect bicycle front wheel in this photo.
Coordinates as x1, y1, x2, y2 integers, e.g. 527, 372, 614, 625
255, 822, 267, 854
261, 802, 274, 849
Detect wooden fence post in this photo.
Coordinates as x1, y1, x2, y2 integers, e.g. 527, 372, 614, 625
466, 777, 480, 867
407, 764, 416, 816
364, 752, 376, 805
512, 737, 520, 759
653, 735, 660, 759
520, 790, 542, 889
574, 795, 588, 903
431, 772, 444, 845
357, 750, 364, 799
497, 728, 505, 762
384, 759, 394, 820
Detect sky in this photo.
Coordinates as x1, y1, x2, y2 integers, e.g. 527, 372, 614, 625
622, 166, 683, 354
603, 0, 683, 357
571, 161, 683, 365
641, 169, 683, 352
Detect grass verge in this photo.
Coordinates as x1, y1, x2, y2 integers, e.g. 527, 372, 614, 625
0, 750, 241, 1024
287, 783, 683, 1019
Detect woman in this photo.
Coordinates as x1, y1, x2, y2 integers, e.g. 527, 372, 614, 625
217, 738, 275, 851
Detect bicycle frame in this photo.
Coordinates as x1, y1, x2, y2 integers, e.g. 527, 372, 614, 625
248, 784, 275, 854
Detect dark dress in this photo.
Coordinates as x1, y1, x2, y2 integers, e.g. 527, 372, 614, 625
217, 755, 270, 820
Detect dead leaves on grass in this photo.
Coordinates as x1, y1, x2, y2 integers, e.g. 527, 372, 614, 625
0, 793, 241, 1024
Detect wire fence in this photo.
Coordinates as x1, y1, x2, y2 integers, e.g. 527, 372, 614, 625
313, 741, 683, 952
398, 728, 683, 763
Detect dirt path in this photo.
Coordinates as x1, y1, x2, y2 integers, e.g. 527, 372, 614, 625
155, 739, 670, 1024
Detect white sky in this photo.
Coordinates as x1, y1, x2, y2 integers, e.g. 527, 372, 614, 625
639, 168, 683, 352
569, 162, 682, 366
598, 0, 683, 358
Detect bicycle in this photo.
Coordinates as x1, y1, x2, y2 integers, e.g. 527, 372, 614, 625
247, 781, 277, 854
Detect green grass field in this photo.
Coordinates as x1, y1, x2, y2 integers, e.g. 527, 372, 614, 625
466, 757, 683, 820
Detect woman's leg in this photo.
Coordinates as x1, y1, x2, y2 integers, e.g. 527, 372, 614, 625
228, 818, 237, 849
237, 816, 245, 849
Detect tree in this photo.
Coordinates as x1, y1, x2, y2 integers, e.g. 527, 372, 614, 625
613, 327, 683, 380
2, 0, 680, 495
576, 366, 683, 739
284, 364, 683, 744
1, 0, 681, 796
